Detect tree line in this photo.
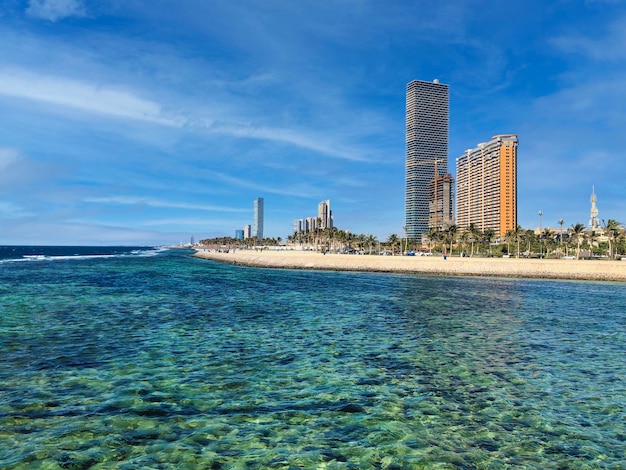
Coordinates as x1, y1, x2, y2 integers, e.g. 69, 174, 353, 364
200, 219, 625, 259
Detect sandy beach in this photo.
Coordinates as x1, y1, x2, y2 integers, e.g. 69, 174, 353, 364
192, 249, 626, 282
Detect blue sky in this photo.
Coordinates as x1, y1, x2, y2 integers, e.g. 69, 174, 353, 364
1, 0, 625, 245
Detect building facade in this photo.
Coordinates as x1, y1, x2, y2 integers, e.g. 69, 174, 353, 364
253, 198, 264, 241
292, 219, 304, 234
406, 79, 449, 240
243, 224, 251, 239
317, 200, 333, 229
428, 173, 454, 232
234, 229, 244, 240
455, 134, 518, 239
305, 217, 317, 233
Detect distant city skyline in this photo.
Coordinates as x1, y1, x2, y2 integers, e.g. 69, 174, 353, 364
292, 200, 333, 234
0, 1, 625, 245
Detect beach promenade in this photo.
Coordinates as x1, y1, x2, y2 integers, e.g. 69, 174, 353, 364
193, 249, 626, 282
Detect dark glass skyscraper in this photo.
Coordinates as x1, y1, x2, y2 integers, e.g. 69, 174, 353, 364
253, 197, 264, 241
405, 79, 449, 240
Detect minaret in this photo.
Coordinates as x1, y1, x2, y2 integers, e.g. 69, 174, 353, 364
589, 186, 599, 230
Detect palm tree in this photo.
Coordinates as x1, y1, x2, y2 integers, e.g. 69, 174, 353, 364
522, 230, 536, 257
504, 228, 516, 257
482, 228, 496, 257
571, 223, 586, 260
366, 234, 377, 255
541, 228, 553, 258
605, 219, 622, 259
468, 223, 480, 256
459, 229, 470, 256
426, 227, 440, 253
440, 225, 457, 256
386, 234, 400, 254
506, 225, 523, 258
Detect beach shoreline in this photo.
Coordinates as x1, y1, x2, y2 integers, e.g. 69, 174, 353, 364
192, 249, 626, 282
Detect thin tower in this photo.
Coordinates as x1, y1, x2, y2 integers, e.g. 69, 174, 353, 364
253, 197, 264, 241
405, 79, 449, 240
589, 186, 599, 230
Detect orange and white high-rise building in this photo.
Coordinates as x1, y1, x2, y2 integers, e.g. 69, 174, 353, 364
455, 134, 518, 239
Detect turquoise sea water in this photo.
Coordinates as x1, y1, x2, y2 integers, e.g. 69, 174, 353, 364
1, 247, 624, 469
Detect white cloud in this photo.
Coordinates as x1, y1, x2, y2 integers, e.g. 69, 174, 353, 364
210, 122, 371, 163
0, 68, 182, 126
0, 147, 20, 172
550, 16, 626, 61
83, 196, 248, 213
0, 201, 29, 217
533, 77, 626, 125
26, 0, 86, 22
0, 67, 371, 162
140, 217, 238, 228
0, 147, 43, 187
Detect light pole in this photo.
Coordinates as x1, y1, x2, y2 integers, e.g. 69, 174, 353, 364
558, 218, 564, 258
403, 225, 408, 254
538, 210, 543, 258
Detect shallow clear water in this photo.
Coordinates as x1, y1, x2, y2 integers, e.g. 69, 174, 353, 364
0, 248, 624, 469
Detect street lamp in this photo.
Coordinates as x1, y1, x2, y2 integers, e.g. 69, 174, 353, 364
559, 218, 564, 258
538, 210, 543, 258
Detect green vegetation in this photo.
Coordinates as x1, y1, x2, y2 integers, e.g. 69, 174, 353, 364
200, 220, 625, 259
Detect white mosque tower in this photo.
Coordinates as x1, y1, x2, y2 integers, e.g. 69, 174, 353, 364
589, 186, 600, 230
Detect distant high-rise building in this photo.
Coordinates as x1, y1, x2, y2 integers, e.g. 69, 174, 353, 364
456, 134, 518, 239
406, 79, 449, 240
235, 230, 244, 240
428, 173, 454, 232
305, 217, 317, 233
293, 219, 304, 234
253, 198, 264, 241
243, 224, 251, 239
317, 200, 333, 229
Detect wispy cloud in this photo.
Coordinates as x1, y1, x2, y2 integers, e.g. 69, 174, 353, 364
533, 77, 626, 126
209, 123, 371, 163
140, 217, 239, 228
83, 196, 248, 213
26, 0, 86, 22
0, 201, 31, 217
200, 169, 322, 198
0, 68, 182, 126
0, 147, 19, 172
0, 147, 50, 188
0, 66, 372, 163
549, 15, 626, 61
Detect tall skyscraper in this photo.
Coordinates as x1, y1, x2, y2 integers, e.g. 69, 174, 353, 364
253, 197, 264, 241
455, 134, 518, 239
317, 200, 333, 229
406, 79, 449, 240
